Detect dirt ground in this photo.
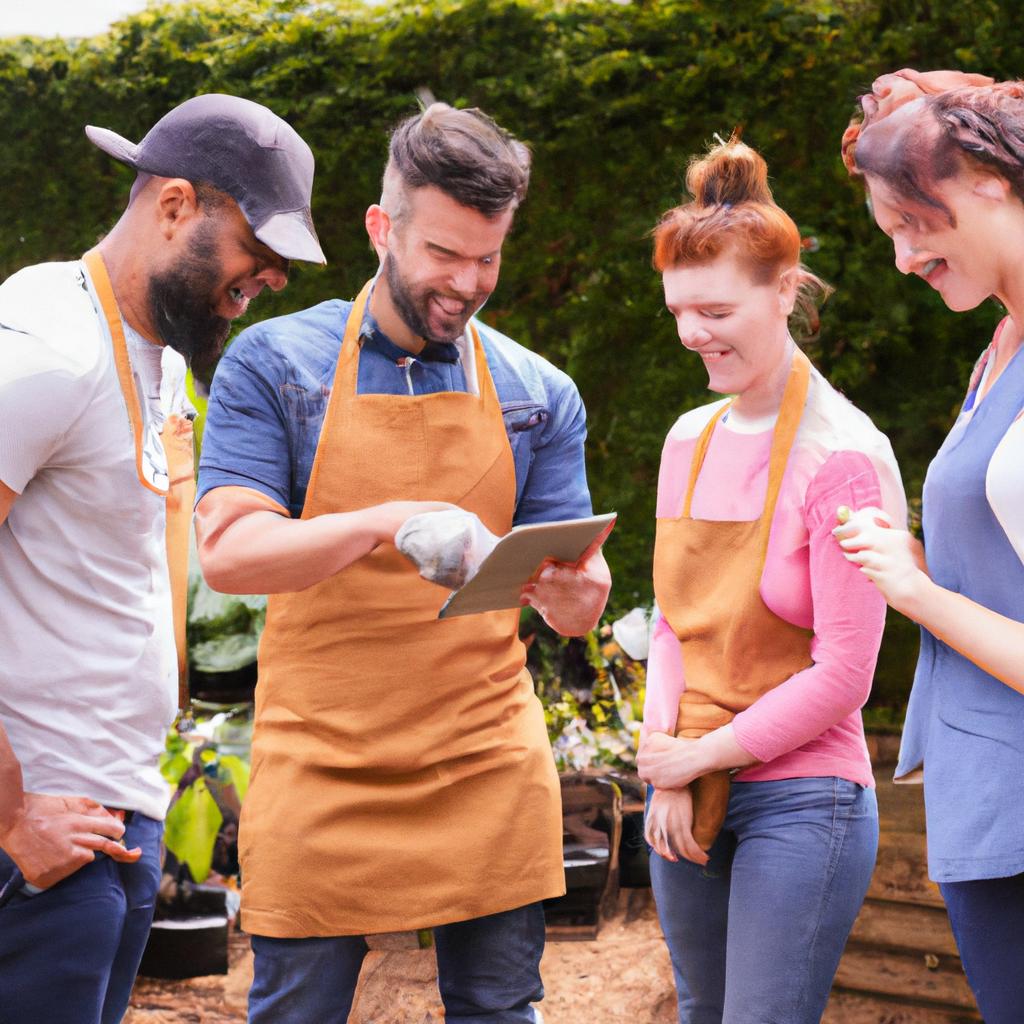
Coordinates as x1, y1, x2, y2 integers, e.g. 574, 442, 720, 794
124, 889, 676, 1024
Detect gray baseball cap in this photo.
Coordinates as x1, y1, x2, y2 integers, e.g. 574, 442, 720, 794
86, 93, 325, 265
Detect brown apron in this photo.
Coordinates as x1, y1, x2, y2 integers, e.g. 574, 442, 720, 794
239, 281, 565, 938
653, 350, 814, 850
82, 250, 194, 714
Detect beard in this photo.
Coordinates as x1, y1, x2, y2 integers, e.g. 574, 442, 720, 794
384, 251, 477, 346
147, 219, 231, 369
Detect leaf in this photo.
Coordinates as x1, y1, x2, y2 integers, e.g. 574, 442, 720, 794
164, 777, 224, 883
159, 749, 191, 786
218, 754, 251, 802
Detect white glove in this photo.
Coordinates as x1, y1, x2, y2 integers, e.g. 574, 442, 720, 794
395, 509, 499, 589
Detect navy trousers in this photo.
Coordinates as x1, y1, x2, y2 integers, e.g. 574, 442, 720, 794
0, 813, 163, 1024
249, 901, 547, 1023
941, 872, 1024, 1024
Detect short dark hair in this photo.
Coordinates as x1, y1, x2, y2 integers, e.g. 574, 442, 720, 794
384, 102, 531, 219
128, 172, 232, 216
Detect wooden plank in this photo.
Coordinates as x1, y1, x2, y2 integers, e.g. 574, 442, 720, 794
868, 832, 944, 907
834, 943, 978, 1011
849, 898, 959, 957
545, 922, 600, 942
824, 988, 982, 1023
876, 774, 928, 835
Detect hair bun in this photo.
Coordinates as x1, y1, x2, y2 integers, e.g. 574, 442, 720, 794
686, 135, 774, 207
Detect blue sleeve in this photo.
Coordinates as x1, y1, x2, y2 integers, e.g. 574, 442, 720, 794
196, 328, 292, 512
513, 374, 593, 526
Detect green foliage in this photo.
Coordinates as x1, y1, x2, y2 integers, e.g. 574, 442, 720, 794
533, 618, 647, 771
187, 559, 266, 672
4, 0, 1013, 704
161, 706, 253, 883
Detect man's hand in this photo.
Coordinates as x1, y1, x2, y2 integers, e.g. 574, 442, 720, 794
374, 501, 462, 546
519, 521, 613, 636
0, 794, 141, 890
644, 787, 708, 866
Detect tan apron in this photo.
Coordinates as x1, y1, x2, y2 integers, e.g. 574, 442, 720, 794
240, 281, 565, 938
82, 250, 194, 714
653, 350, 814, 850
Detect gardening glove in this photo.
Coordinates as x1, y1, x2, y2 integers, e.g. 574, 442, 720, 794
395, 509, 499, 589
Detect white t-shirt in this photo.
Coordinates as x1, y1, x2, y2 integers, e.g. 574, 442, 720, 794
955, 350, 1024, 565
0, 260, 188, 820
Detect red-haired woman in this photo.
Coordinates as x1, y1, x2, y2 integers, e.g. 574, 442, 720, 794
636, 137, 906, 1022
837, 70, 1024, 1023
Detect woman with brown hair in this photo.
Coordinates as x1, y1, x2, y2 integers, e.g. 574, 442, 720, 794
636, 137, 905, 1023
837, 69, 1024, 1023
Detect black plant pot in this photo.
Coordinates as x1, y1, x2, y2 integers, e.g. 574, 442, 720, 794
189, 661, 258, 704
138, 884, 230, 979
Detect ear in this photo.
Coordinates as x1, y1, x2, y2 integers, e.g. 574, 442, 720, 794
972, 172, 1012, 204
155, 179, 201, 240
777, 266, 799, 317
365, 204, 392, 261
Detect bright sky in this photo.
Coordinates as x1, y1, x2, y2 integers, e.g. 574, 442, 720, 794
0, 0, 171, 39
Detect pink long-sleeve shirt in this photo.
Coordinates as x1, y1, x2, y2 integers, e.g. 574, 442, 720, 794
644, 405, 887, 788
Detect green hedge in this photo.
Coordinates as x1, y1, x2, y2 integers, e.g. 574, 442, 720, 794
4, 0, 1020, 704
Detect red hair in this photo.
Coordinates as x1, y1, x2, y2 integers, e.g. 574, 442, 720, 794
653, 137, 829, 334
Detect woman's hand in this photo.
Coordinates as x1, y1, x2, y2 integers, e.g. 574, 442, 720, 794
861, 69, 994, 122
645, 787, 708, 866
833, 506, 931, 616
637, 731, 705, 790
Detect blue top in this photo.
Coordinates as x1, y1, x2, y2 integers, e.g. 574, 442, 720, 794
896, 343, 1024, 883
197, 300, 592, 525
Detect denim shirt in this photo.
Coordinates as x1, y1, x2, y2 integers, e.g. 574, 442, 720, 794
197, 299, 592, 525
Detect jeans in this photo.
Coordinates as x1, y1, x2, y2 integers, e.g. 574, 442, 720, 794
940, 872, 1024, 1024
0, 813, 163, 1024
649, 777, 878, 1024
248, 901, 546, 1024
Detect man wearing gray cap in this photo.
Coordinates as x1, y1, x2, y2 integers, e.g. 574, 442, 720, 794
0, 93, 323, 1023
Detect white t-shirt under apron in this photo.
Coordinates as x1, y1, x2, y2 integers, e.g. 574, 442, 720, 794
0, 260, 187, 820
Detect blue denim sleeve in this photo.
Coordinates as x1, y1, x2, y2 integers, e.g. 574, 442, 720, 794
196, 326, 293, 512
512, 366, 593, 527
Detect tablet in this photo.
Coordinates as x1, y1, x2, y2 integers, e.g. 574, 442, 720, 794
438, 512, 616, 619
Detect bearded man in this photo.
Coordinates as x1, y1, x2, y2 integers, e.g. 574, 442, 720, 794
0, 94, 323, 1023
194, 103, 611, 1022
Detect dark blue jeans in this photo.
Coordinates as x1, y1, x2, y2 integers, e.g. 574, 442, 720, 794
0, 812, 163, 1024
249, 901, 546, 1023
649, 777, 878, 1024
940, 872, 1024, 1024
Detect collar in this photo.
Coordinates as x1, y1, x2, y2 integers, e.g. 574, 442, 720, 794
358, 308, 461, 364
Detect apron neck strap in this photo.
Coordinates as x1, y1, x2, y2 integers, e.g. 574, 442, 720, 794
682, 402, 731, 519
81, 249, 168, 498
682, 348, 811, 557
341, 280, 374, 363
758, 348, 810, 554
82, 248, 194, 719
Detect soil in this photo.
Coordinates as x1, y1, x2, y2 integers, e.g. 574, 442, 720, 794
124, 889, 676, 1024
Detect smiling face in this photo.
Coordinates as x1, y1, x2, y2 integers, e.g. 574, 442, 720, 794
865, 170, 1014, 313
149, 191, 289, 366
662, 249, 797, 404
376, 185, 513, 347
